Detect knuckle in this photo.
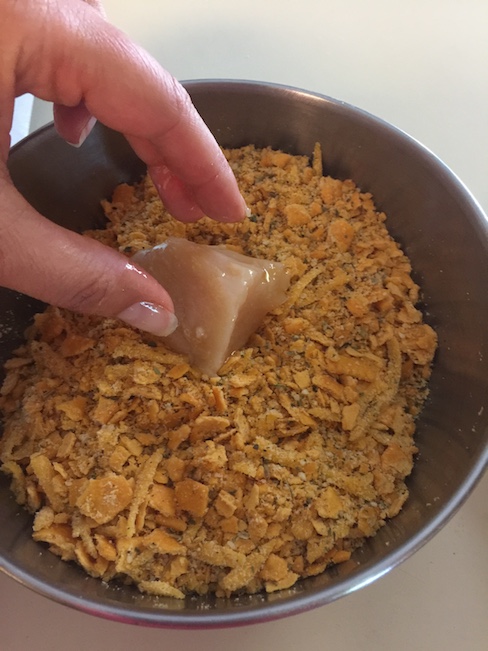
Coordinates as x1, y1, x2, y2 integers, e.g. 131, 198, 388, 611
67, 276, 114, 315
169, 77, 193, 118
160, 77, 194, 136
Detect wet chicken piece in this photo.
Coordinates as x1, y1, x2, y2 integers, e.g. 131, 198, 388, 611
133, 237, 290, 375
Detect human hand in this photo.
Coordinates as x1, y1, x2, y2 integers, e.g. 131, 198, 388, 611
1, 0, 247, 336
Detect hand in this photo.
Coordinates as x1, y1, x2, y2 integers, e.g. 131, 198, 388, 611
0, 0, 247, 336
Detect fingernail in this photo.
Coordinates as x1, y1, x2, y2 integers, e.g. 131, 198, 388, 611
222, 199, 250, 223
117, 302, 179, 337
233, 196, 251, 222
69, 115, 98, 148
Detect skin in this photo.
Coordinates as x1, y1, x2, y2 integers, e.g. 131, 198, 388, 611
0, 0, 247, 336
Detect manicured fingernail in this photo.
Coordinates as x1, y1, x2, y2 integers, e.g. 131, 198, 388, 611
223, 198, 250, 223
117, 302, 178, 337
69, 115, 98, 148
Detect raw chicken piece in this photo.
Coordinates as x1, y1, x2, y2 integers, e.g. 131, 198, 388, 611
133, 237, 290, 375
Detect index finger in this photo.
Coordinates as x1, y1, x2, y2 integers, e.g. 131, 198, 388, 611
11, 0, 247, 222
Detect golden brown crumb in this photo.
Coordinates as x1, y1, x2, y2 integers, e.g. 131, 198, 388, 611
0, 144, 436, 598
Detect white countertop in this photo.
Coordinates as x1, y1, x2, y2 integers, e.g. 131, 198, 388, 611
5, 1, 488, 649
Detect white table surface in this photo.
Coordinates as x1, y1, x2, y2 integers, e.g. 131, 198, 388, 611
5, 1, 488, 649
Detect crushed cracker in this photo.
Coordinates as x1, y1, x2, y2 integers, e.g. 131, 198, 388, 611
0, 144, 436, 598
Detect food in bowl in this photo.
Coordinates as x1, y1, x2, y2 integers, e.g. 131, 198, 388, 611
0, 142, 437, 598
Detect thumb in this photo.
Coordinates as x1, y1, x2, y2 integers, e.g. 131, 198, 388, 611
0, 173, 178, 337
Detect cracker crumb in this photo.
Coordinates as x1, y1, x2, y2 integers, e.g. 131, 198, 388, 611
0, 144, 436, 598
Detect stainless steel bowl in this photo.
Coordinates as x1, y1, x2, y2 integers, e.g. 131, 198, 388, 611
1, 80, 487, 627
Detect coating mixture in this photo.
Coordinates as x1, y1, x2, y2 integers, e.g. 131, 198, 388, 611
0, 144, 437, 597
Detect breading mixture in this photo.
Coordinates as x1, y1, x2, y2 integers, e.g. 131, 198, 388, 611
0, 145, 437, 598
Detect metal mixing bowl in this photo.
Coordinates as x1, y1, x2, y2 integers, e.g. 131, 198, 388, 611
1, 80, 487, 627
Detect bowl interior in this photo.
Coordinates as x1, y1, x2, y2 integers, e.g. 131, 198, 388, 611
1, 81, 487, 627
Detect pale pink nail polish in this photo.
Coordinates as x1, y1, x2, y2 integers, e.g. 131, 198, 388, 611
117, 302, 178, 337
69, 116, 98, 148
